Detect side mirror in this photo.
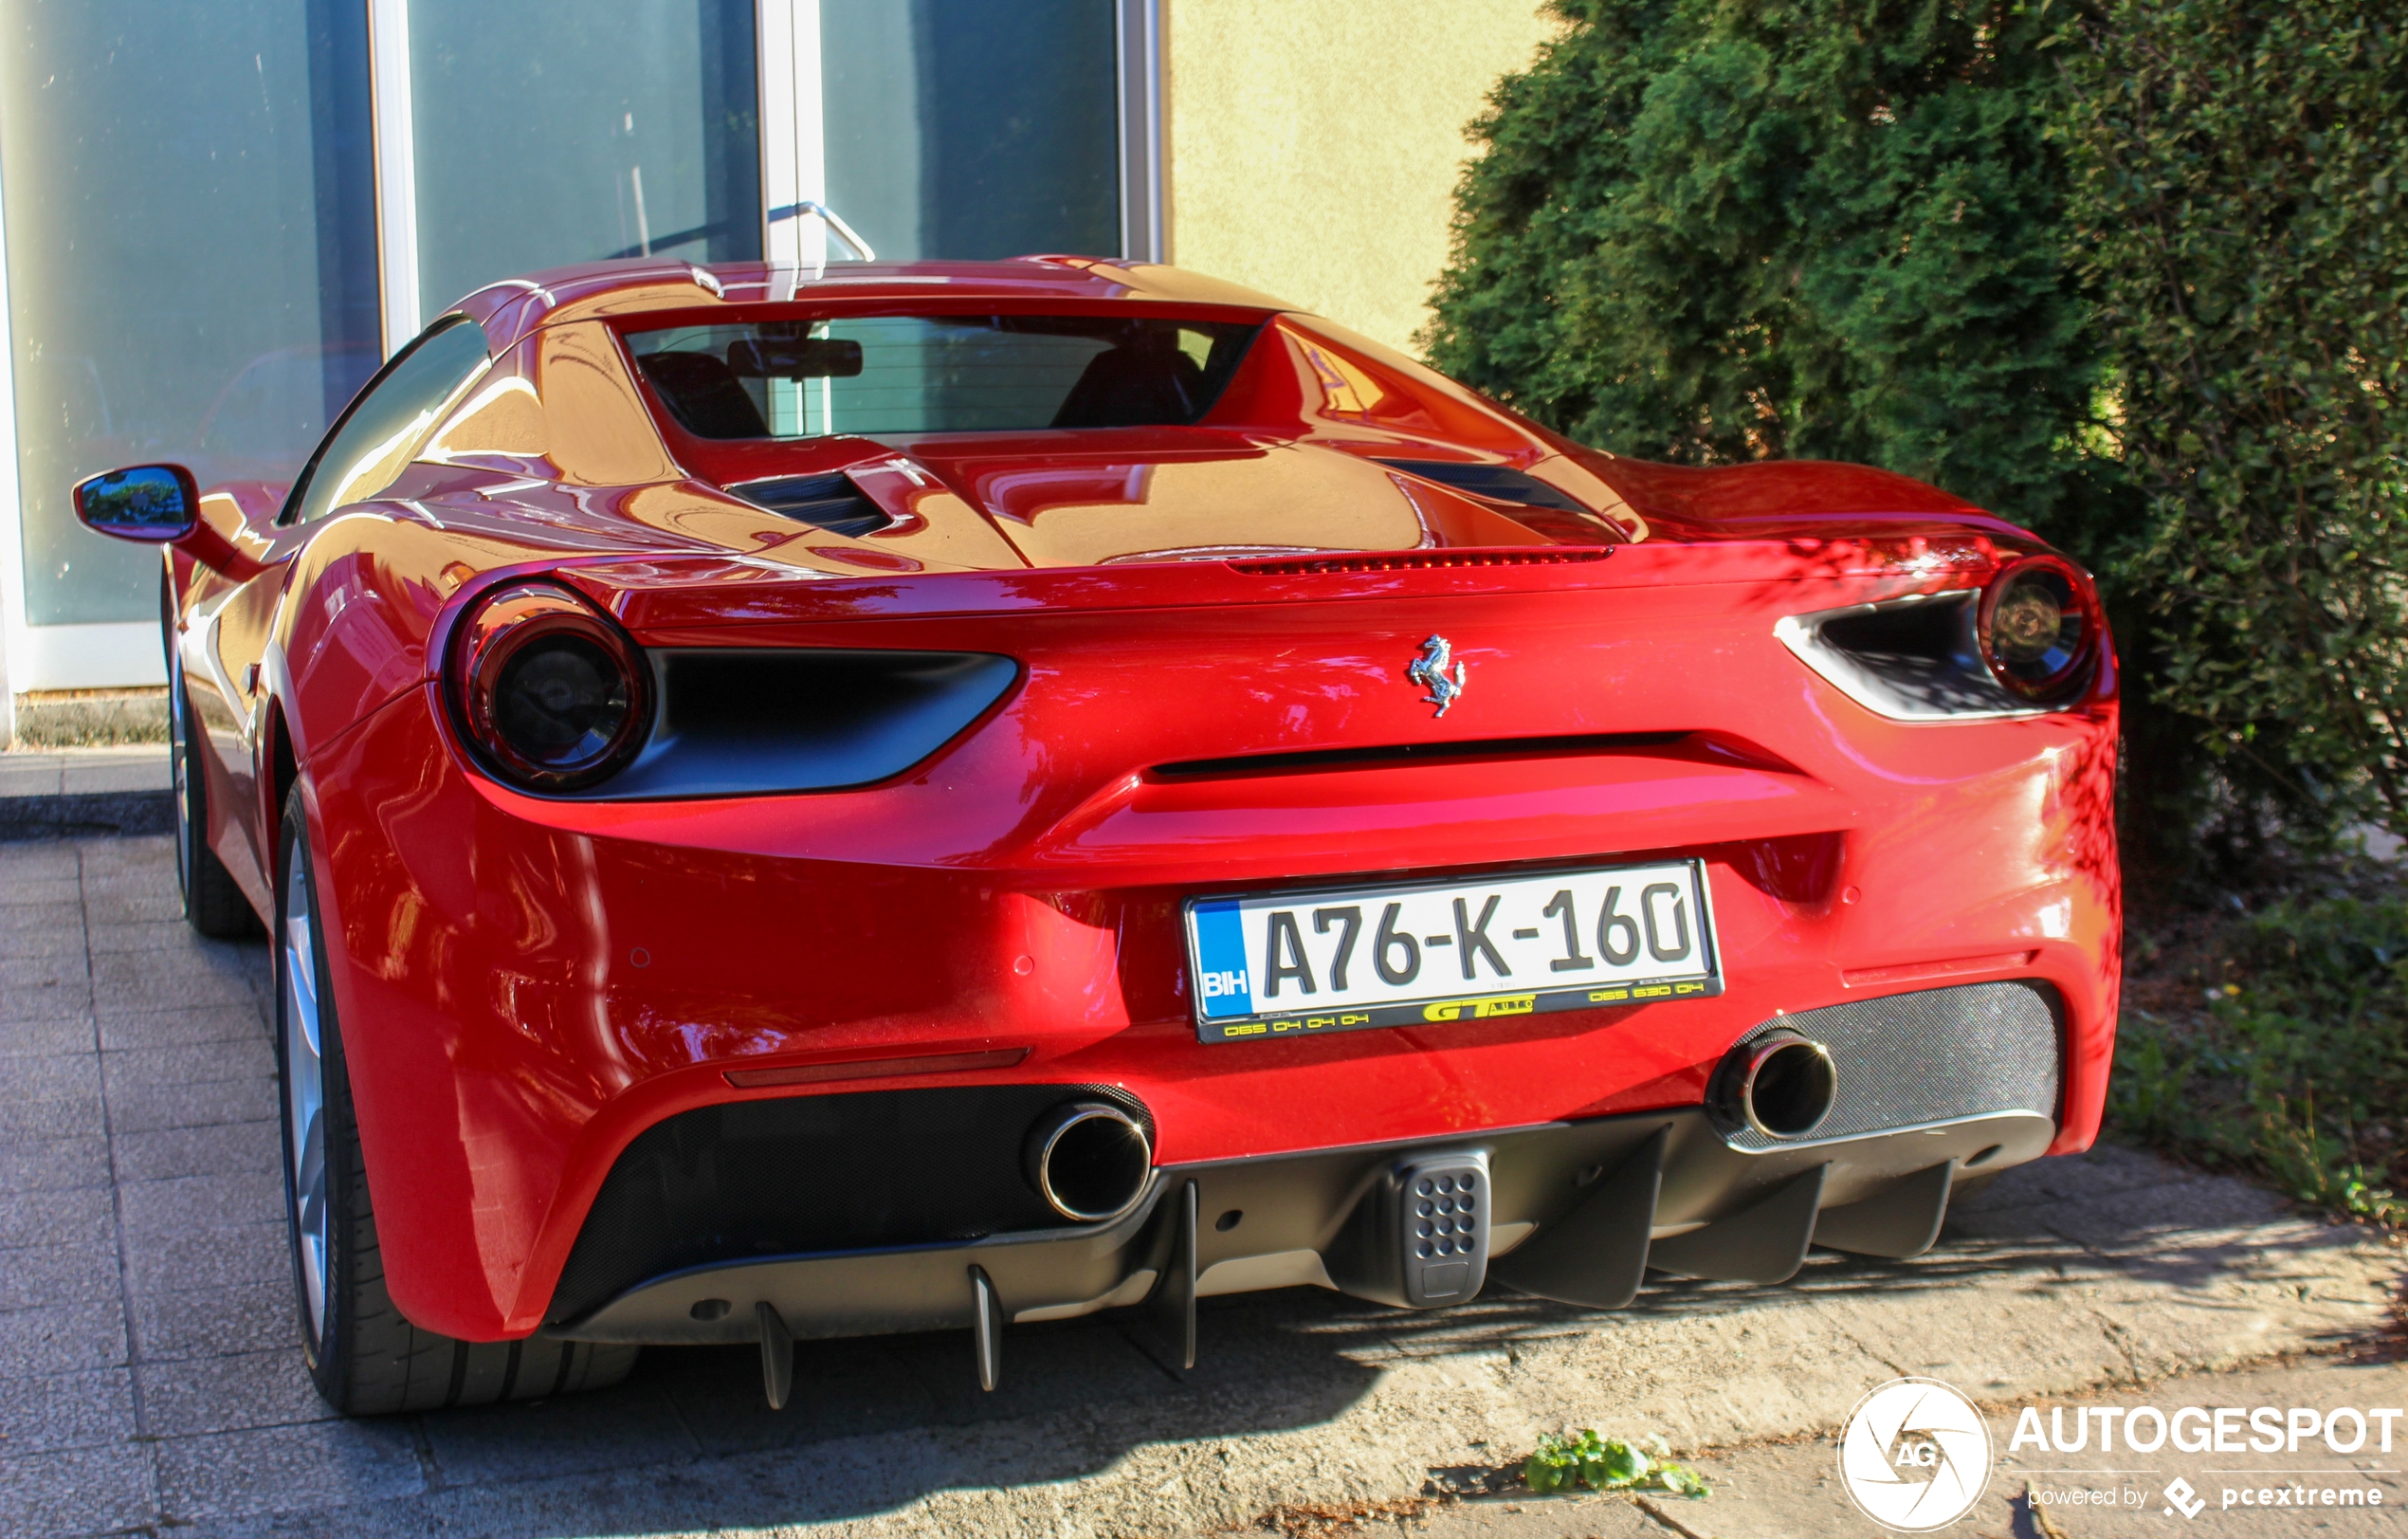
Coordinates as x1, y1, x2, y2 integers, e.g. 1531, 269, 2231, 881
72, 464, 199, 542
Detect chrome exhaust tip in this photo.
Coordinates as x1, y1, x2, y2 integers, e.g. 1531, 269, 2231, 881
1024, 1102, 1153, 1223
1710, 1028, 1837, 1140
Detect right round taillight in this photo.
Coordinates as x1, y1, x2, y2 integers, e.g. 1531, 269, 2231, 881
1978, 554, 2099, 701
449, 582, 650, 791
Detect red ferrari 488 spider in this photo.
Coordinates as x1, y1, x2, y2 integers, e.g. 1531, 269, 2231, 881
72, 256, 2119, 1416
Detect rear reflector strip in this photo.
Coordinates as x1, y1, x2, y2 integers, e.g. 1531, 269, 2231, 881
1231, 548, 1612, 577
724, 1048, 1029, 1089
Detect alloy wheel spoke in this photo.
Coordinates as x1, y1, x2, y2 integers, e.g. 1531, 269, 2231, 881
170, 674, 190, 894
295, 1108, 326, 1204
282, 854, 332, 1331
283, 929, 320, 1055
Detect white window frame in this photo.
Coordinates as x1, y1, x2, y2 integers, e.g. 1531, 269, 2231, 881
755, 0, 1163, 269
0, 128, 19, 732
0, 136, 168, 716
369, 0, 423, 354
1118, 0, 1164, 263
757, 0, 830, 274
0, 0, 1165, 718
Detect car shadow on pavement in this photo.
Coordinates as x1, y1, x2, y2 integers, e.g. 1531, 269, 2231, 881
367, 1150, 2382, 1537
387, 1294, 1392, 1535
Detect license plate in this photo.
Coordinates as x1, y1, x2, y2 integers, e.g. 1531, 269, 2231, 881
1185, 859, 1723, 1043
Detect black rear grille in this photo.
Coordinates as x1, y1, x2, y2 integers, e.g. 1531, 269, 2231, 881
548, 1083, 1152, 1324
1155, 731, 1691, 779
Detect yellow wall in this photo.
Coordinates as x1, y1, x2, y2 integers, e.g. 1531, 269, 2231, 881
1163, 1, 1560, 358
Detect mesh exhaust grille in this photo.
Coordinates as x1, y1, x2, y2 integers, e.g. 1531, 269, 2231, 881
1722, 980, 2061, 1150
548, 1083, 1152, 1324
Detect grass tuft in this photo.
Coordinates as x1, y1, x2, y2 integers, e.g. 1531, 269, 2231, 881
1523, 1429, 1709, 1498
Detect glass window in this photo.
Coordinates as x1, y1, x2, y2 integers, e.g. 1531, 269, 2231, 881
0, 0, 380, 625
408, 0, 761, 319
821, 0, 1121, 262
285, 317, 491, 523
626, 315, 1258, 440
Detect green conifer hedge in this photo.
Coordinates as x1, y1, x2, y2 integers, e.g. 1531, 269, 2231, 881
1427, 0, 2408, 861
2060, 0, 2408, 836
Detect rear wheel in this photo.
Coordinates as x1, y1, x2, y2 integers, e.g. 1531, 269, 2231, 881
165, 595, 253, 939
275, 788, 637, 1414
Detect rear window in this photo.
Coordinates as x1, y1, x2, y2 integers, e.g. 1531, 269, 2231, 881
624, 314, 1260, 440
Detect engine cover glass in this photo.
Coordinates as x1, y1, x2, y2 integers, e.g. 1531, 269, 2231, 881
626, 314, 1261, 439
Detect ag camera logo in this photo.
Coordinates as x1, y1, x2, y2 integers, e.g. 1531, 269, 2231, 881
1839, 1377, 1994, 1531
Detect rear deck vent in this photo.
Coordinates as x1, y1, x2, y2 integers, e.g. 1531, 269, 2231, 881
1231, 548, 1611, 577
1373, 459, 1593, 513
728, 471, 891, 538
1156, 731, 1690, 779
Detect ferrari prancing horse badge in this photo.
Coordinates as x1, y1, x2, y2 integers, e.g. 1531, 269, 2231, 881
1407, 634, 1468, 717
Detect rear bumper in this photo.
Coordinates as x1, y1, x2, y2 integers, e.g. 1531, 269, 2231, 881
301, 575, 2119, 1342
547, 1103, 2051, 1347
546, 978, 2061, 1344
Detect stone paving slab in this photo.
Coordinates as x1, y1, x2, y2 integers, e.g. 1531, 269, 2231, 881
0, 835, 2398, 1539
0, 747, 171, 798
0, 1368, 138, 1456
1401, 1356, 2408, 1539
0, 749, 173, 841
0, 1135, 111, 1193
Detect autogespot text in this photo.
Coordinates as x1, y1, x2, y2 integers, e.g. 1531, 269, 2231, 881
2009, 1402, 2399, 1518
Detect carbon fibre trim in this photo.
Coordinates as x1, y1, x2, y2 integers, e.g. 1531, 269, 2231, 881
1717, 980, 2061, 1150
549, 1083, 1154, 1325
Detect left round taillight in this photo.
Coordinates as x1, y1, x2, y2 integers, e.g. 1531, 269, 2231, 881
449, 583, 650, 791
1978, 554, 2100, 701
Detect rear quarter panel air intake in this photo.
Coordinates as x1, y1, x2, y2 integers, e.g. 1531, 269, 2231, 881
579, 648, 1018, 799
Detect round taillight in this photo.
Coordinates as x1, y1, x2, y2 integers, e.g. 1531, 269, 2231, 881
450, 583, 650, 790
1978, 555, 2098, 701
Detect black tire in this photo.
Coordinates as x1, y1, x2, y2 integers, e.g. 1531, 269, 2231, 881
274, 788, 639, 1414
164, 582, 255, 939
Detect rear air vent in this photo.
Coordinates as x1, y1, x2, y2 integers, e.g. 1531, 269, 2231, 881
1155, 731, 1690, 779
573, 649, 1019, 800
1231, 548, 1611, 577
1374, 459, 1593, 514
549, 1083, 1157, 1324
728, 472, 892, 538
